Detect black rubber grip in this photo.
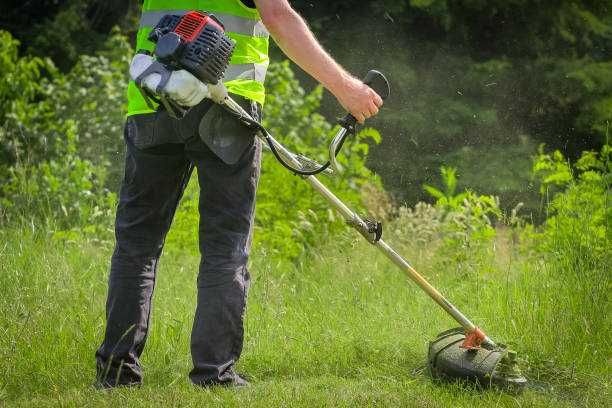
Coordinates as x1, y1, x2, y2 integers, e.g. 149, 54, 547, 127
339, 70, 390, 130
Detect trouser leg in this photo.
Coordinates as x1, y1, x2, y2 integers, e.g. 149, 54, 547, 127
188, 138, 261, 385
96, 136, 191, 386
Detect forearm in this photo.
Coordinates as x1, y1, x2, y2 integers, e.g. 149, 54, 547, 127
255, 0, 382, 123
261, 6, 351, 95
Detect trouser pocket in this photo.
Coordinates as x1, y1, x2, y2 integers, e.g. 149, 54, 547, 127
126, 111, 181, 150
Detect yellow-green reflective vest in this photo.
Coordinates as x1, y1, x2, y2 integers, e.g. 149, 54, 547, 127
128, 0, 269, 116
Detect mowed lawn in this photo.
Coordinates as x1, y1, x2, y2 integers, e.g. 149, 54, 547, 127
0, 227, 608, 407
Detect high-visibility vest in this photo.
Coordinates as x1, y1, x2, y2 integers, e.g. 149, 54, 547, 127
127, 0, 269, 116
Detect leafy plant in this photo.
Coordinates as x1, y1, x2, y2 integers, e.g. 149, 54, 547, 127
423, 166, 468, 211
0, 30, 122, 232
0, 31, 56, 174
1, 30, 129, 188
531, 143, 611, 257
0, 120, 116, 231
424, 165, 501, 230
532, 144, 574, 194
418, 165, 503, 275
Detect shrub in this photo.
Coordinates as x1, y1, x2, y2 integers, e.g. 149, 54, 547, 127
389, 166, 503, 277
531, 143, 610, 258
0, 121, 116, 231
0, 30, 126, 233
0, 30, 129, 187
43, 29, 130, 186
423, 165, 501, 245
0, 31, 57, 176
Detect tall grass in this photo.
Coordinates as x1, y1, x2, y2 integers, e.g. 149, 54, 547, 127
0, 218, 608, 406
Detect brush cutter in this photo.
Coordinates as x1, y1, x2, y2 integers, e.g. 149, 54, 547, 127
142, 10, 528, 393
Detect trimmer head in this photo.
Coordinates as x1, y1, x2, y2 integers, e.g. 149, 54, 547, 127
427, 328, 527, 394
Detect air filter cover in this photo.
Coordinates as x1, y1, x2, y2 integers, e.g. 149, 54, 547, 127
149, 11, 235, 85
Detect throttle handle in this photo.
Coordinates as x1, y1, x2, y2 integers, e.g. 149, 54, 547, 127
339, 70, 390, 130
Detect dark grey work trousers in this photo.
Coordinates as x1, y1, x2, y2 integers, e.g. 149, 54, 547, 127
95, 100, 261, 386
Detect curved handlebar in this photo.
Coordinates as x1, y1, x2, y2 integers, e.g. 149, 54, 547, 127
338, 70, 391, 130
331, 70, 390, 172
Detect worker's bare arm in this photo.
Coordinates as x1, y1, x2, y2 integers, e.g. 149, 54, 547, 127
254, 0, 382, 124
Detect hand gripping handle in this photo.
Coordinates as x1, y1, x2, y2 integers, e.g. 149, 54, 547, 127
338, 70, 390, 130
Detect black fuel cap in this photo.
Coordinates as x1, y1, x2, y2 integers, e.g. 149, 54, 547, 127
155, 32, 183, 65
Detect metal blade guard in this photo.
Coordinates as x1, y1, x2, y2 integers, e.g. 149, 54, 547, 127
428, 328, 527, 393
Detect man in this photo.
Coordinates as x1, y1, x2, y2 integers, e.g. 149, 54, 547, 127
96, 0, 383, 388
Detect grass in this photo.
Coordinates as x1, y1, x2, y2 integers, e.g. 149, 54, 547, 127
0, 222, 609, 407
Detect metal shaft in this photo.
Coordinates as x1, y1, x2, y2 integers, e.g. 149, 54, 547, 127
304, 172, 484, 337
220, 96, 495, 347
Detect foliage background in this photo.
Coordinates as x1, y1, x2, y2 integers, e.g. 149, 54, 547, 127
2, 0, 610, 215
0, 1, 609, 406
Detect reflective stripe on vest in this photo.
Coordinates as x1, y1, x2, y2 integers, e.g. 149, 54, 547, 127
139, 10, 269, 37
127, 0, 269, 116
